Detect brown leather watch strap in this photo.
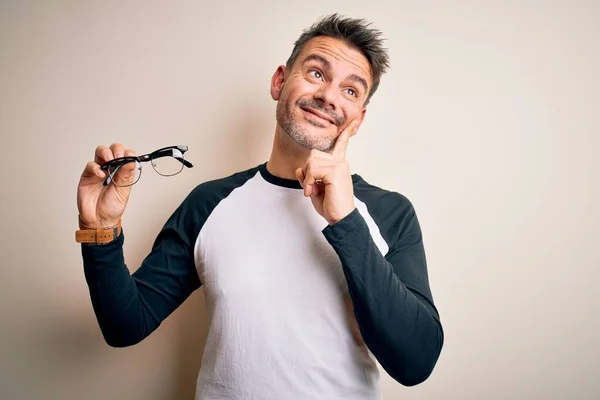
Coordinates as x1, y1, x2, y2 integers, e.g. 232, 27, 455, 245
76, 218, 122, 244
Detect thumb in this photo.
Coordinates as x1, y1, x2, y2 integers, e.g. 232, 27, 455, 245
80, 161, 107, 184
110, 150, 139, 187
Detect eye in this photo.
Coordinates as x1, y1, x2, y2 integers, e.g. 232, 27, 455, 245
345, 88, 358, 98
308, 69, 324, 81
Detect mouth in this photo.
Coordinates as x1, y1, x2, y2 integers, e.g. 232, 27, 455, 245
300, 107, 335, 125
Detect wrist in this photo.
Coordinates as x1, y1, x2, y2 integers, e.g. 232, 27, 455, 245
327, 206, 356, 226
76, 216, 122, 244
78, 216, 120, 230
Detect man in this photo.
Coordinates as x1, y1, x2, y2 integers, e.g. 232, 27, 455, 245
76, 14, 443, 400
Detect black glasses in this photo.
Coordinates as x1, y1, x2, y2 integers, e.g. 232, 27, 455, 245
100, 145, 193, 186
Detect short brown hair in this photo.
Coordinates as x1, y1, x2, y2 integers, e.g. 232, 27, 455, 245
286, 14, 390, 105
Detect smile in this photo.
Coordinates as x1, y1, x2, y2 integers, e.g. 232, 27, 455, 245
300, 107, 335, 125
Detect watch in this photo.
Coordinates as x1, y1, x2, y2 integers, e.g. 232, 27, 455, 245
75, 217, 122, 244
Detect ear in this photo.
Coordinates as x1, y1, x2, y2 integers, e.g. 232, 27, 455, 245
270, 65, 286, 101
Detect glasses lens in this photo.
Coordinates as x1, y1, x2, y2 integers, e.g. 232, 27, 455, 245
151, 153, 185, 176
107, 160, 141, 187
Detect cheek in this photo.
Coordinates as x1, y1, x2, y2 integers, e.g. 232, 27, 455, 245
342, 105, 362, 123
289, 78, 317, 97
280, 85, 297, 104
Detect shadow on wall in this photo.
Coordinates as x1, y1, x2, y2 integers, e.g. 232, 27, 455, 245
187, 91, 276, 184
171, 97, 274, 399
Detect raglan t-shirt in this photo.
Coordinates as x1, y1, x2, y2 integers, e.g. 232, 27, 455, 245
81, 162, 444, 400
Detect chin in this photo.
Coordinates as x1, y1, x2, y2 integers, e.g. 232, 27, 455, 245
292, 126, 337, 152
277, 103, 338, 151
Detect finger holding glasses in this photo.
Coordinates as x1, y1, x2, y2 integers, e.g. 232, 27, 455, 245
77, 144, 193, 230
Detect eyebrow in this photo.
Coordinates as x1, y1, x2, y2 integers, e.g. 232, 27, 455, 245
301, 54, 369, 95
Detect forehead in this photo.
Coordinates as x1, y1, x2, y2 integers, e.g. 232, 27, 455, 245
294, 36, 372, 84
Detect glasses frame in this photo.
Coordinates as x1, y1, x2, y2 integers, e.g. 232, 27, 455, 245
100, 145, 193, 186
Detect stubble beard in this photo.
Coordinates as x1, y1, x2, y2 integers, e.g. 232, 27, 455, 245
276, 98, 339, 152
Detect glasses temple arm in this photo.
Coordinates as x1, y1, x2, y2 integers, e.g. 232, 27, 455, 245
103, 164, 122, 186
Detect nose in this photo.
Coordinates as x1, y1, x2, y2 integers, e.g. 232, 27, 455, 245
314, 82, 339, 111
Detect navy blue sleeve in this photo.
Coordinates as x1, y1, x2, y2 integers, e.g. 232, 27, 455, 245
82, 200, 201, 347
323, 205, 443, 386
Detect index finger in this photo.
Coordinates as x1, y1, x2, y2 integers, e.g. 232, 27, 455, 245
332, 119, 359, 159
94, 145, 114, 166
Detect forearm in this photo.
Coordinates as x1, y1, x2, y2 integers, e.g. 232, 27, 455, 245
82, 234, 159, 347
323, 209, 443, 386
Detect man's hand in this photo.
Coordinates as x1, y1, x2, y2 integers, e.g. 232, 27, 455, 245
77, 143, 137, 229
295, 120, 359, 225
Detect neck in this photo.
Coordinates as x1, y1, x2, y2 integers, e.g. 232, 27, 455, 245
266, 126, 312, 180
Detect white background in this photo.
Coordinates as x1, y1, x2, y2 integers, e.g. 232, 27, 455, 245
1, 1, 598, 399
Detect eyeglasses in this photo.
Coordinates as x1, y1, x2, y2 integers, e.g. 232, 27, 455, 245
100, 145, 193, 187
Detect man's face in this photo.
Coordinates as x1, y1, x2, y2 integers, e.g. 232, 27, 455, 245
271, 36, 372, 152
